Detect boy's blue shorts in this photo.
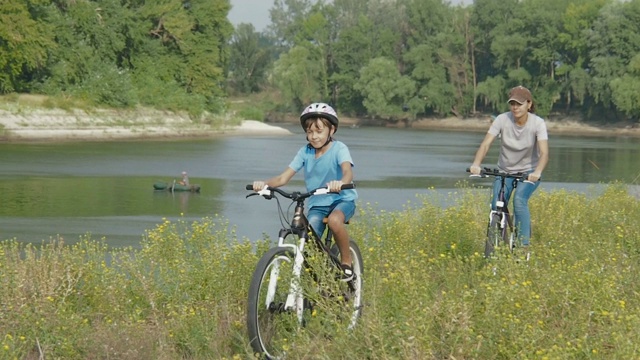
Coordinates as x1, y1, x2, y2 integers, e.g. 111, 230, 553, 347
307, 200, 356, 237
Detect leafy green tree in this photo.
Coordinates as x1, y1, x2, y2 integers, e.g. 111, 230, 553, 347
296, 7, 335, 101
0, 1, 53, 93
555, 0, 608, 110
471, 0, 577, 117
5, 0, 640, 121
446, 7, 476, 116
471, 0, 534, 113
354, 57, 415, 120
35, 0, 138, 106
126, 0, 233, 112
331, 0, 370, 29
404, 0, 450, 48
268, 0, 317, 47
471, 0, 519, 74
588, 0, 640, 116
330, 8, 399, 113
475, 75, 506, 113
269, 0, 338, 108
330, 15, 378, 114
228, 23, 272, 94
272, 45, 324, 108
517, 0, 584, 117
404, 44, 457, 117
365, 0, 474, 117
610, 54, 640, 120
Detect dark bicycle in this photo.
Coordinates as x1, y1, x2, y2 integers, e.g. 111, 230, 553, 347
245, 184, 364, 360
468, 167, 531, 259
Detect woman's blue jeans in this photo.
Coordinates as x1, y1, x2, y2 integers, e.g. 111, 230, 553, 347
491, 175, 540, 246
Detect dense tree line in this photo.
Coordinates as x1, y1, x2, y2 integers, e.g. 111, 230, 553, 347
2, 0, 639, 123
0, 0, 232, 116
230, 0, 640, 123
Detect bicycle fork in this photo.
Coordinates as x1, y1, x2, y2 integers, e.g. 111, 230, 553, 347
489, 208, 515, 249
266, 229, 308, 324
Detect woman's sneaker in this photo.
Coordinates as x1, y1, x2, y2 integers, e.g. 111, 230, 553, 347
340, 264, 354, 282
514, 245, 530, 262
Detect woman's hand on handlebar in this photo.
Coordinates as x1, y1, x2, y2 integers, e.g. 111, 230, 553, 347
527, 172, 541, 182
469, 164, 482, 175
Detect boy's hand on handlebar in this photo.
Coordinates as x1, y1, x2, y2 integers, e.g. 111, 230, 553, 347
327, 180, 343, 193
252, 181, 267, 192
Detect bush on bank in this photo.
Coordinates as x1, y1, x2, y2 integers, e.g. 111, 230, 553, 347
1, 184, 639, 359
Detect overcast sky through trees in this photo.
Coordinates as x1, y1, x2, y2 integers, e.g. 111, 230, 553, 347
228, 0, 474, 32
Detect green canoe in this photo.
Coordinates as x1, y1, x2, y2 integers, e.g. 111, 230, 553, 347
153, 181, 201, 192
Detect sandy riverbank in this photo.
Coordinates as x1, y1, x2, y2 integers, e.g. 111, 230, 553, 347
1, 107, 639, 142
409, 116, 640, 138
268, 111, 640, 138
327, 115, 640, 138
0, 108, 292, 142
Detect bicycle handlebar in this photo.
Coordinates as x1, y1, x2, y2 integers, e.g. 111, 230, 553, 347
466, 167, 529, 181
245, 183, 355, 201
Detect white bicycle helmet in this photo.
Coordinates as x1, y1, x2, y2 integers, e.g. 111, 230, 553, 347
299, 103, 339, 132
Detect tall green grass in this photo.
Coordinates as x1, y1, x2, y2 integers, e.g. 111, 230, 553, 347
1, 184, 639, 359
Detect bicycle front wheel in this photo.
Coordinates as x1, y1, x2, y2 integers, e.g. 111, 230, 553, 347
247, 247, 303, 360
485, 213, 504, 258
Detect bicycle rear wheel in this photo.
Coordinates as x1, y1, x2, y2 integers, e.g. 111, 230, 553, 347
247, 247, 304, 360
329, 239, 364, 329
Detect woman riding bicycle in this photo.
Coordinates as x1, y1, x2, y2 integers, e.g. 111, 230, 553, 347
469, 86, 549, 251
252, 102, 358, 281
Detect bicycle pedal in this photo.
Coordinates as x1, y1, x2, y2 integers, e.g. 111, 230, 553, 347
320, 289, 335, 298
320, 288, 354, 303
336, 265, 354, 282
303, 298, 315, 310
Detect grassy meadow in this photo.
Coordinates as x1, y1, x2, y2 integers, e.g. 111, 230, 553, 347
1, 183, 640, 359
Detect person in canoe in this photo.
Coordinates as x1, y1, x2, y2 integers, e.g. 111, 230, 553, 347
179, 171, 189, 186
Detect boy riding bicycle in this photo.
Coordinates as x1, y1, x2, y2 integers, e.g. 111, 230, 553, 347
252, 102, 358, 281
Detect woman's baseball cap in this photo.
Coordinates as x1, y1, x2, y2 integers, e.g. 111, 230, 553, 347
507, 86, 532, 104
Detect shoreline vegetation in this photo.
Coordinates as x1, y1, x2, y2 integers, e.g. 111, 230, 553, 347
2, 98, 640, 358
1, 104, 640, 143
2, 186, 640, 358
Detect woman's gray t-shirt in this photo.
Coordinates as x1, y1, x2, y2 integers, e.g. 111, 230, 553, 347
489, 112, 548, 173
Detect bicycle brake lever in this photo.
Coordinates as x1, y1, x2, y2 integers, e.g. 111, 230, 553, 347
246, 193, 273, 200
258, 187, 274, 199
314, 188, 331, 195
246, 189, 273, 199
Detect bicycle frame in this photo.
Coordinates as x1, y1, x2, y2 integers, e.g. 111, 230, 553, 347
246, 184, 363, 359
251, 186, 348, 322
490, 174, 519, 246
468, 167, 529, 256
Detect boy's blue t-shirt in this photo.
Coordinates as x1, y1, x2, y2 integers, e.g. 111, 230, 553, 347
288, 140, 358, 208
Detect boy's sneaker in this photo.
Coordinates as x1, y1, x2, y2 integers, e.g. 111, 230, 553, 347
340, 264, 354, 282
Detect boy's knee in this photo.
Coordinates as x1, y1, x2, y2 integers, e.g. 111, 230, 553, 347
328, 213, 345, 227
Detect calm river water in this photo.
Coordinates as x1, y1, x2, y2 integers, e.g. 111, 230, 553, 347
1, 124, 638, 247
